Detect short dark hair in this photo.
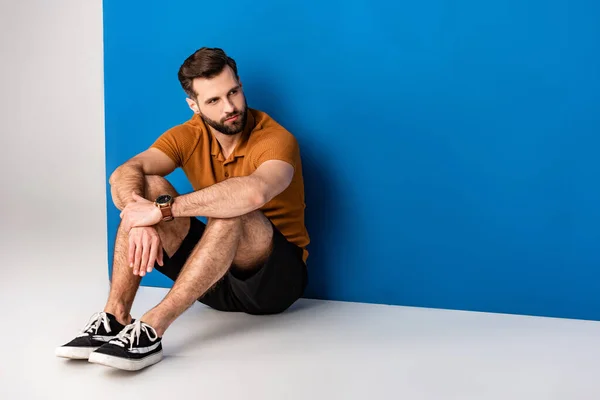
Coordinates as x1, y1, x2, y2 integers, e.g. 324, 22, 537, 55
178, 47, 238, 99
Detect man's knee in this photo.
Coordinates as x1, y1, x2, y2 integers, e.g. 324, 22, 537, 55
144, 175, 179, 200
240, 210, 273, 235
205, 211, 272, 249
221, 211, 274, 268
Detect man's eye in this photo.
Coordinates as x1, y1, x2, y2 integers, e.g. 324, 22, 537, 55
230, 90, 238, 95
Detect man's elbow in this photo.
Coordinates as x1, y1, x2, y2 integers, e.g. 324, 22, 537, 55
252, 188, 268, 209
252, 180, 289, 209
108, 167, 120, 185
109, 165, 127, 185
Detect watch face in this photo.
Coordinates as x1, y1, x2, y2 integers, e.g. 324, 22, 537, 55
156, 194, 172, 204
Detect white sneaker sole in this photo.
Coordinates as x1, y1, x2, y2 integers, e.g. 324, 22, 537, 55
88, 350, 163, 371
55, 346, 99, 360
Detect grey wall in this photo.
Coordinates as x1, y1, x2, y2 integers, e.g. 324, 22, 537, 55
0, 0, 107, 287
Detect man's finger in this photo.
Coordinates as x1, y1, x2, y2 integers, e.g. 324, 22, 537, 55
157, 244, 164, 266
140, 237, 150, 277
146, 238, 157, 274
128, 235, 135, 267
133, 239, 142, 275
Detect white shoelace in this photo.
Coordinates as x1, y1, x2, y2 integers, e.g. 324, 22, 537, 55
109, 320, 158, 350
76, 312, 111, 337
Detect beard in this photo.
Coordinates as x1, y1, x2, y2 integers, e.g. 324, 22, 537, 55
200, 101, 248, 136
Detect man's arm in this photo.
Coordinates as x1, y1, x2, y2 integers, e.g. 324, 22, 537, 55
109, 148, 177, 210
171, 160, 294, 219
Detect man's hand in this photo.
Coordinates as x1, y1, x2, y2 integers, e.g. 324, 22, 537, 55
120, 192, 162, 232
128, 226, 164, 276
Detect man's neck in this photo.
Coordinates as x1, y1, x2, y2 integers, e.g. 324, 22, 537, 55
210, 127, 241, 159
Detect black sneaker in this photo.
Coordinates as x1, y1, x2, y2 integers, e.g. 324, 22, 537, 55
88, 320, 163, 371
55, 312, 129, 359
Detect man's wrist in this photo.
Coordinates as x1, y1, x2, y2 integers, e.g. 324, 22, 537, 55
170, 197, 181, 218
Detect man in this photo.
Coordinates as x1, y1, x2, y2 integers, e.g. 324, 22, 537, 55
55, 47, 310, 371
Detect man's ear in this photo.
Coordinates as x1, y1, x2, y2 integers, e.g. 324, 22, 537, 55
186, 97, 200, 114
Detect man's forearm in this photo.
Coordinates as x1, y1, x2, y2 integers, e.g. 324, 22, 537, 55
109, 163, 146, 211
172, 176, 265, 219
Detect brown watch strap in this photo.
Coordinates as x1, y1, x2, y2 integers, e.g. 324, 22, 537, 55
158, 204, 174, 221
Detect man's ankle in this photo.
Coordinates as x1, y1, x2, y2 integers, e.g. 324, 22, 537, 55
103, 305, 132, 327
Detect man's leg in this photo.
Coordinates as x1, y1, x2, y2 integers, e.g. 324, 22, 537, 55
104, 175, 191, 326
56, 175, 191, 360
86, 204, 274, 370
139, 210, 274, 337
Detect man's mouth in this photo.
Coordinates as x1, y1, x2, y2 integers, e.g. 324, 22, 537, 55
224, 114, 239, 123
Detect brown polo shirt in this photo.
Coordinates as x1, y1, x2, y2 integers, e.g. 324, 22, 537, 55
150, 108, 310, 262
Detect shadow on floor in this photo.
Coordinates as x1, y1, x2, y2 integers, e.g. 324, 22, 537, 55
166, 299, 329, 355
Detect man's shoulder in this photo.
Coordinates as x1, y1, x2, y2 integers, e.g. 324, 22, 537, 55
249, 108, 297, 143
151, 114, 208, 167
244, 109, 300, 168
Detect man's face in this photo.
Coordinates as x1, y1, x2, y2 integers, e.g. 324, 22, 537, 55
188, 66, 247, 136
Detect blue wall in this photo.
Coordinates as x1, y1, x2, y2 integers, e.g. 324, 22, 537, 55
104, 0, 600, 320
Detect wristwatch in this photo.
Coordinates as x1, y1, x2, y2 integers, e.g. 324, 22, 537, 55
154, 194, 174, 222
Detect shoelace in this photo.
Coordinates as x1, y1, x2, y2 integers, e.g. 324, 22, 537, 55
109, 320, 158, 350
77, 312, 111, 337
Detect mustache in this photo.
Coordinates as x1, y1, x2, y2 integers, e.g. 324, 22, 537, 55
222, 111, 242, 122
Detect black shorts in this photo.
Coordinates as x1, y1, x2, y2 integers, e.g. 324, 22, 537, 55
154, 217, 308, 315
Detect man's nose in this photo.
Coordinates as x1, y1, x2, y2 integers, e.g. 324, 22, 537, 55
223, 98, 235, 114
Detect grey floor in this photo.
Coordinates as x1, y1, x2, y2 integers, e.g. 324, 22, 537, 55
2, 236, 600, 400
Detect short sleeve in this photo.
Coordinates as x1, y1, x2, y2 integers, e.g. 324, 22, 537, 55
150, 125, 197, 168
249, 130, 299, 170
